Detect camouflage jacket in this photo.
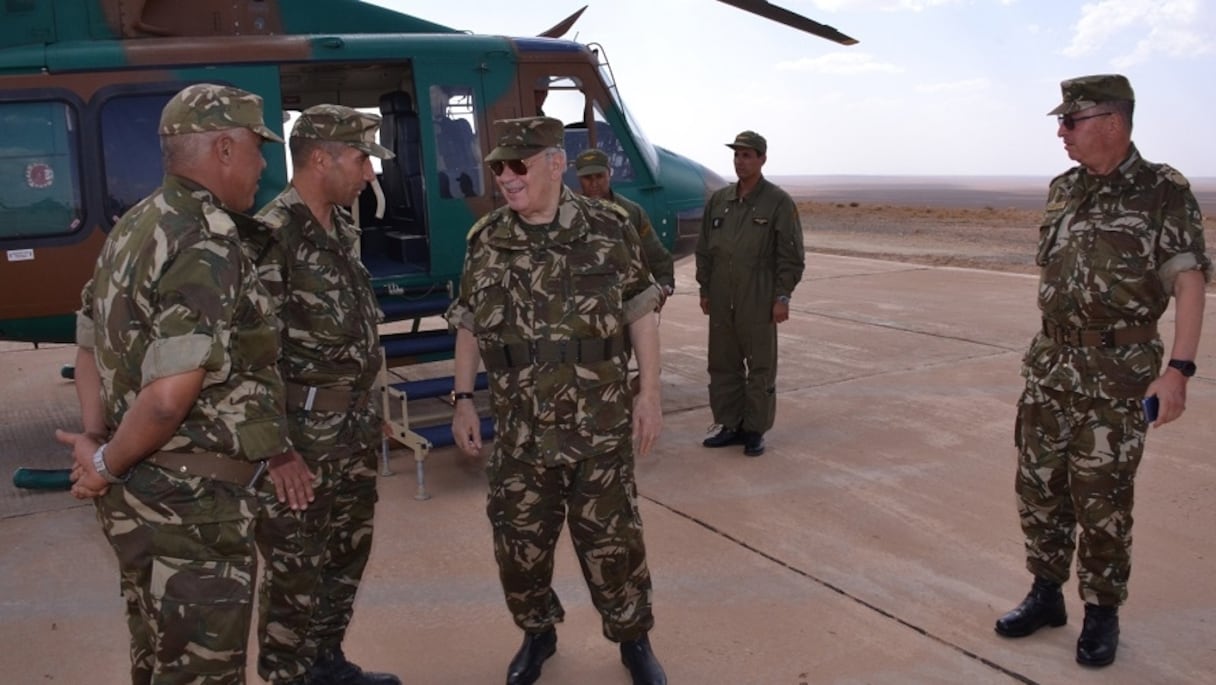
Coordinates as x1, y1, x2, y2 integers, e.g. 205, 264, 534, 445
609, 190, 674, 290
1023, 144, 1211, 398
76, 175, 289, 461
250, 186, 385, 458
695, 176, 805, 319
446, 186, 661, 466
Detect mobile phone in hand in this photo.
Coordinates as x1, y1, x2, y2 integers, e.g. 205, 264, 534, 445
1142, 395, 1159, 423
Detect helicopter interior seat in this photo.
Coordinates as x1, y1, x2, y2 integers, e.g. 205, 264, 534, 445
370, 90, 429, 270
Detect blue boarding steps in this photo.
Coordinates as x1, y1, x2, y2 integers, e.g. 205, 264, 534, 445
380, 370, 493, 500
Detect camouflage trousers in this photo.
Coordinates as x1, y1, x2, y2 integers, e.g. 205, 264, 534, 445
95, 462, 259, 685
1014, 382, 1147, 606
255, 450, 379, 683
486, 443, 654, 642
707, 313, 778, 433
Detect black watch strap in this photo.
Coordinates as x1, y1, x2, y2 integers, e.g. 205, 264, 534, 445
451, 391, 476, 401
1168, 359, 1197, 377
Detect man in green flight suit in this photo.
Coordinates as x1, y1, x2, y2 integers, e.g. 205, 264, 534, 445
574, 147, 675, 301
56, 83, 309, 684
250, 105, 399, 685
447, 116, 667, 685
695, 130, 805, 457
995, 74, 1209, 668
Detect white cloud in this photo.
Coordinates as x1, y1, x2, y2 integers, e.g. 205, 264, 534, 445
914, 78, 991, 93
776, 52, 904, 74
1064, 0, 1214, 65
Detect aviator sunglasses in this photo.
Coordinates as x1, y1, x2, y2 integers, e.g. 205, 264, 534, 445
1057, 112, 1112, 130
489, 159, 530, 176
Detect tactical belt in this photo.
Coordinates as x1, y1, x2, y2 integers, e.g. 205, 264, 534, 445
1041, 319, 1157, 348
145, 451, 266, 488
482, 334, 625, 371
286, 383, 371, 413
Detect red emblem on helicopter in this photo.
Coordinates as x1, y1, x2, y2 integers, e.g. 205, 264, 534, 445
25, 162, 54, 189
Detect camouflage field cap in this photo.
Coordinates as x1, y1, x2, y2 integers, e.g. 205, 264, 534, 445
726, 130, 767, 156
485, 116, 564, 162
158, 83, 285, 143
1047, 74, 1135, 116
574, 148, 610, 176
292, 104, 394, 159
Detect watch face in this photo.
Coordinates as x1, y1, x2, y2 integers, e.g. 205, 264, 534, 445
1170, 360, 1197, 377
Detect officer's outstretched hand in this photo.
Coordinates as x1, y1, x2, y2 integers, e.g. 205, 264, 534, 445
632, 388, 662, 456
699, 296, 710, 316
452, 402, 483, 457
267, 450, 315, 511
1145, 370, 1188, 428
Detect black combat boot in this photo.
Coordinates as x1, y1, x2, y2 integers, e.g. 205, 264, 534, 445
1076, 603, 1119, 667
620, 633, 666, 685
742, 431, 766, 457
703, 425, 743, 448
994, 576, 1067, 637
310, 648, 400, 685
506, 628, 557, 685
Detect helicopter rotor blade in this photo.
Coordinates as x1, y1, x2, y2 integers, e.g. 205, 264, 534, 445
538, 5, 588, 38
716, 0, 858, 45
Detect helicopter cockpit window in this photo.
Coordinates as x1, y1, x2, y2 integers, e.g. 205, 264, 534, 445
0, 100, 83, 240
535, 76, 636, 189
100, 93, 174, 223
429, 85, 483, 199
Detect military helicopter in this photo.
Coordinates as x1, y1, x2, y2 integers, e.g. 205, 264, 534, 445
0, 0, 854, 349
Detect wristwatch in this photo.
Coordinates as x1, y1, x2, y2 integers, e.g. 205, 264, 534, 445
775, 295, 791, 305
92, 443, 129, 485
1168, 359, 1197, 377
450, 390, 475, 403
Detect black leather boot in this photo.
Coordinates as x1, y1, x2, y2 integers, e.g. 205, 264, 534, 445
506, 629, 557, 685
620, 633, 666, 685
1076, 603, 1119, 667
742, 431, 765, 457
310, 648, 400, 685
994, 576, 1067, 637
703, 425, 743, 448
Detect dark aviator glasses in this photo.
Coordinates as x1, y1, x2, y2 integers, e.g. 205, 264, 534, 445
489, 159, 530, 177
1057, 112, 1112, 130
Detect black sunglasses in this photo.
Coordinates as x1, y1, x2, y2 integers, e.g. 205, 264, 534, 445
1057, 112, 1112, 130
489, 159, 530, 177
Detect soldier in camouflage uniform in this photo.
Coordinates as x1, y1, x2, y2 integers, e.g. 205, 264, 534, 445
447, 117, 667, 685
248, 105, 398, 685
55, 83, 311, 684
695, 130, 805, 457
574, 148, 675, 300
995, 74, 1209, 668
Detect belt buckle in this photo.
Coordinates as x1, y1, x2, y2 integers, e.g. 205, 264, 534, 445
528, 339, 539, 364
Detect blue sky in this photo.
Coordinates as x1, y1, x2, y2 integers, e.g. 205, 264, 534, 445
368, 0, 1216, 178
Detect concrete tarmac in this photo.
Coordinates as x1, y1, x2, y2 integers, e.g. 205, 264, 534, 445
2, 253, 1214, 684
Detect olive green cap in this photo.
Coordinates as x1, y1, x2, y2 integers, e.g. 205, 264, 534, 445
1047, 74, 1135, 116
726, 130, 767, 156
485, 116, 564, 162
574, 148, 610, 176
158, 83, 284, 143
292, 104, 394, 159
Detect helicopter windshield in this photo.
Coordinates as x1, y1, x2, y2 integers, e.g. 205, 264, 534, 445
591, 44, 658, 176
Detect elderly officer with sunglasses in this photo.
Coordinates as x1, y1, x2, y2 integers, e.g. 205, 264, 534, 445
996, 74, 1209, 668
447, 117, 667, 685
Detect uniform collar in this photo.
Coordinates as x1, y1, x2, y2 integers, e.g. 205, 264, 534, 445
484, 185, 590, 250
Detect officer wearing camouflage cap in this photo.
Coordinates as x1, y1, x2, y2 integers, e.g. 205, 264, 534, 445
248, 104, 399, 685
574, 148, 675, 299
696, 130, 805, 457
56, 82, 297, 682
446, 117, 668, 684
996, 74, 1210, 668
